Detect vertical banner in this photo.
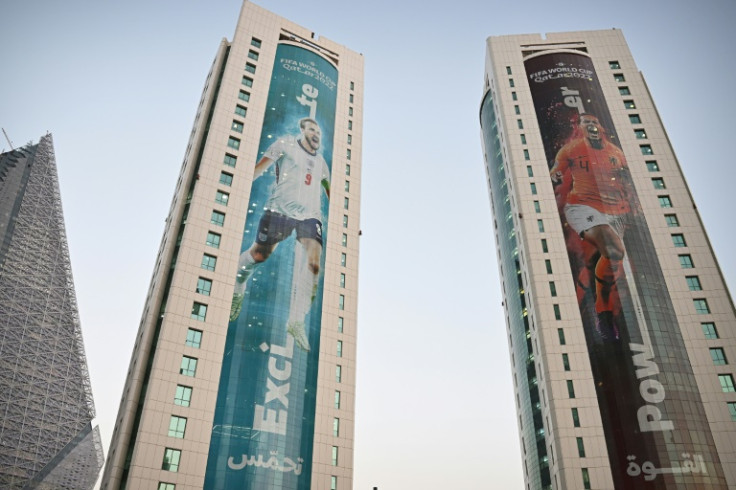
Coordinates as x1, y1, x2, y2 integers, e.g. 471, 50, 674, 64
524, 52, 726, 489
205, 43, 338, 489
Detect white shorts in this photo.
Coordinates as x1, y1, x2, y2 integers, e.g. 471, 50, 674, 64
564, 204, 627, 237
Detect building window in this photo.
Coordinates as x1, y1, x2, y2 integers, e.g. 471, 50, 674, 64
553, 304, 561, 320
348, 120, 353, 130
337, 340, 343, 357
530, 183, 537, 195
624, 100, 636, 109
331, 446, 339, 466
206, 232, 221, 249
343, 215, 348, 228
342, 233, 348, 247
614, 73, 625, 82
562, 353, 570, 371
719, 374, 735, 392
514, 105, 521, 114
558, 328, 566, 345
331, 476, 338, 490
651, 177, 665, 189
340, 253, 347, 267
506, 66, 512, 75
345, 164, 351, 176
158, 483, 175, 490
710, 348, 728, 365
693, 299, 710, 314
339, 295, 345, 310
541, 239, 548, 253
609, 61, 621, 69
534, 201, 541, 213
251, 37, 261, 48
549, 281, 557, 297
235, 105, 247, 117
665, 214, 679, 227
334, 390, 341, 408
577, 437, 586, 457
702, 322, 719, 339
162, 448, 181, 472
210, 210, 225, 227
509, 78, 515, 87
227, 136, 241, 150
567, 380, 575, 398
679, 254, 694, 269
168, 416, 187, 438
220, 172, 234, 186
521, 134, 527, 144
347, 134, 352, 145
174, 385, 192, 407
346, 149, 351, 160
686, 276, 702, 291
537, 219, 545, 232
336, 365, 342, 383
634, 128, 646, 139
640, 144, 653, 155
545, 259, 552, 274
646, 161, 659, 172
512, 91, 518, 100
215, 190, 229, 206
658, 196, 672, 208
671, 234, 686, 247
337, 317, 344, 333
517, 119, 523, 129
524, 149, 530, 161
582, 468, 591, 489
333, 417, 340, 436
629, 114, 641, 124
242, 75, 253, 87
350, 81, 354, 90
348, 107, 353, 116
345, 180, 350, 192
245, 62, 256, 73
343, 197, 349, 209
619, 86, 631, 96
185, 328, 202, 348
180, 356, 197, 377
340, 273, 346, 288
526, 165, 534, 177
191, 302, 207, 321
201, 254, 217, 271
572, 407, 580, 427
224, 153, 237, 167
728, 402, 736, 421
247, 50, 259, 61
231, 120, 244, 133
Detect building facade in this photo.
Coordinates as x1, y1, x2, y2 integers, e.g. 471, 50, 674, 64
0, 135, 104, 489
480, 30, 735, 490
101, 2, 362, 489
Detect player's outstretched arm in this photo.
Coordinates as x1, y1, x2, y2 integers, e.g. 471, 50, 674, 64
254, 156, 274, 180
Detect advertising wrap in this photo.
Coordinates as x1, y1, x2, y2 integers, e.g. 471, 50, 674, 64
524, 51, 726, 488
204, 43, 337, 489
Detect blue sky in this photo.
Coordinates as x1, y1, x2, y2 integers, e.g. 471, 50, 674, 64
3, 0, 735, 488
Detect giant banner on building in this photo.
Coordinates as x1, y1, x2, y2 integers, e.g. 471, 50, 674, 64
524, 52, 726, 488
204, 43, 337, 489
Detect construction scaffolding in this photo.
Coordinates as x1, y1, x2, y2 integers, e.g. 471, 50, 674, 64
0, 135, 104, 489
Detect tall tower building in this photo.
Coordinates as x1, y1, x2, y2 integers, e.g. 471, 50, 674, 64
101, 2, 362, 489
480, 30, 735, 490
0, 135, 104, 489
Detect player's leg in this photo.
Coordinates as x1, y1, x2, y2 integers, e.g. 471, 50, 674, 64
230, 212, 289, 321
286, 220, 324, 351
583, 224, 625, 339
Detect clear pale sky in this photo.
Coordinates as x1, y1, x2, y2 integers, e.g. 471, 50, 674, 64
3, 0, 735, 488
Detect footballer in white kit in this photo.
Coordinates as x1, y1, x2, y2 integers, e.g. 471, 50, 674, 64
230, 118, 331, 352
